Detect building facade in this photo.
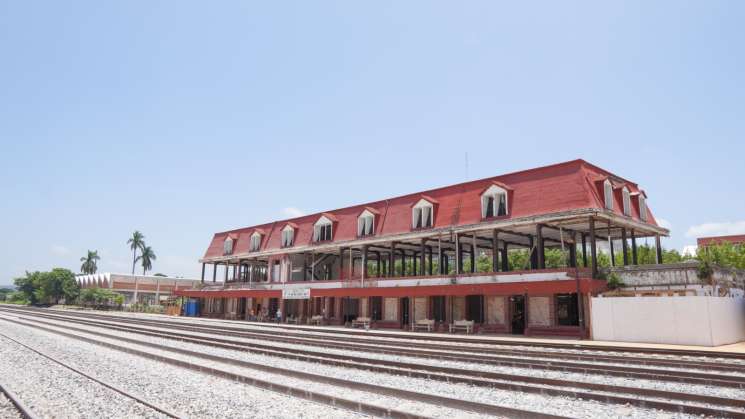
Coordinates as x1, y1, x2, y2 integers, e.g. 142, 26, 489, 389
77, 273, 201, 305
177, 159, 668, 337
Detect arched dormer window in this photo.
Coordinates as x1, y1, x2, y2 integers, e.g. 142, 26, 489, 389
249, 232, 262, 252
357, 210, 375, 237
603, 179, 613, 210
223, 236, 234, 255
281, 225, 295, 248
481, 185, 508, 218
313, 216, 333, 242
639, 194, 648, 222
622, 187, 631, 216
412, 199, 434, 229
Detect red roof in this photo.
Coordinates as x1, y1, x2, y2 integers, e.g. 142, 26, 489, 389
203, 159, 659, 259
697, 235, 745, 247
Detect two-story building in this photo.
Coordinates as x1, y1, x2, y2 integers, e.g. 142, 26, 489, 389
177, 159, 667, 337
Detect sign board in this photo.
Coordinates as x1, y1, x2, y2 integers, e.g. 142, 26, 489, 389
282, 288, 311, 300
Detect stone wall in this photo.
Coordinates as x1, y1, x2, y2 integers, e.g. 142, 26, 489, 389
609, 263, 745, 291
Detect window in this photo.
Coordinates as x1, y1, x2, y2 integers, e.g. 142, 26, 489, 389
357, 210, 375, 237
603, 180, 613, 210
555, 293, 579, 326
250, 232, 262, 252
622, 187, 631, 216
313, 216, 333, 242
481, 185, 508, 218
639, 195, 648, 222
223, 237, 234, 255
412, 199, 433, 229
281, 226, 294, 248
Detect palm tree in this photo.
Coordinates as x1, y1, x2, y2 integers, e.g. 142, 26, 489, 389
136, 246, 156, 276
80, 250, 101, 274
127, 231, 145, 275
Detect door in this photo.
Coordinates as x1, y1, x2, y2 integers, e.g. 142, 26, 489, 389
510, 295, 525, 335
401, 297, 410, 326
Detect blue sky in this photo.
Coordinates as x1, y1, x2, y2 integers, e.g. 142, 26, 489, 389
1, 1, 744, 285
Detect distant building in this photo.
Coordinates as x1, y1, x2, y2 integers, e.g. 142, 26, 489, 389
76, 273, 201, 305
697, 234, 745, 248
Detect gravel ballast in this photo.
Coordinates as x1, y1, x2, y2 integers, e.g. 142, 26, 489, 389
4, 313, 711, 419
0, 391, 23, 419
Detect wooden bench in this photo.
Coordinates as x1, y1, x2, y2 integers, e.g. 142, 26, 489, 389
411, 319, 435, 332
286, 317, 299, 324
449, 320, 474, 334
351, 317, 371, 328
308, 315, 324, 326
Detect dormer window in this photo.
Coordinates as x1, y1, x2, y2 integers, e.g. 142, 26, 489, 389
313, 216, 333, 242
481, 185, 508, 218
357, 210, 375, 237
412, 199, 433, 229
603, 180, 613, 210
281, 225, 295, 248
639, 195, 648, 222
249, 232, 262, 252
622, 187, 631, 216
223, 237, 234, 255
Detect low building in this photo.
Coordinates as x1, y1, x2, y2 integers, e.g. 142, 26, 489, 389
697, 234, 745, 248
76, 273, 201, 305
177, 159, 669, 338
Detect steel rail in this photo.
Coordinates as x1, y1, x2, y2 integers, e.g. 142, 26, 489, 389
7, 307, 742, 390
0, 316, 561, 419
3, 311, 745, 418
0, 331, 182, 419
0, 380, 39, 419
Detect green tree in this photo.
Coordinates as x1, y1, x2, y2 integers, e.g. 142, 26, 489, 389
13, 271, 40, 304
79, 250, 100, 274
137, 246, 157, 275
127, 231, 146, 275
12, 268, 78, 305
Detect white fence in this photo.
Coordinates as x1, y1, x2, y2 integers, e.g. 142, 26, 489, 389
591, 296, 745, 346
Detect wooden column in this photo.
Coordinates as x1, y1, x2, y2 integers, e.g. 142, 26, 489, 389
375, 251, 381, 278
338, 248, 344, 280
427, 246, 433, 275
201, 263, 206, 283
455, 232, 462, 274
224, 262, 229, 282
492, 229, 499, 272
362, 245, 368, 280
608, 223, 615, 267
536, 224, 545, 269
621, 228, 629, 266
212, 263, 217, 282
469, 243, 475, 274
655, 235, 663, 264
420, 239, 426, 276
529, 236, 537, 270
631, 229, 638, 265
303, 253, 308, 281
501, 241, 509, 272
569, 235, 577, 268
438, 241, 445, 274
589, 217, 598, 279
581, 234, 588, 267
389, 242, 395, 277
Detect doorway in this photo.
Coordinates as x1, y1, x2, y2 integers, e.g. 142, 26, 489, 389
510, 295, 525, 335
401, 297, 410, 327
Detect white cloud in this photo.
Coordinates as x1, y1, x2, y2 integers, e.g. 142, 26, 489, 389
50, 245, 70, 256
281, 207, 305, 218
656, 218, 672, 230
685, 221, 745, 238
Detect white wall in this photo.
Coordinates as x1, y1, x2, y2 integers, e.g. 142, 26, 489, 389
591, 296, 745, 346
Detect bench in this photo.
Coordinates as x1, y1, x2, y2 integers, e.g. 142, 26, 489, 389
449, 320, 474, 334
411, 319, 435, 332
351, 317, 371, 328
308, 315, 324, 326
286, 317, 299, 324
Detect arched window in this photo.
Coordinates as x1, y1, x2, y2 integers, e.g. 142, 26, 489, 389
639, 195, 648, 221
603, 180, 613, 210
249, 232, 262, 252
281, 225, 295, 248
481, 185, 508, 218
223, 237, 234, 255
412, 199, 434, 229
313, 216, 333, 242
357, 210, 375, 237
622, 187, 631, 216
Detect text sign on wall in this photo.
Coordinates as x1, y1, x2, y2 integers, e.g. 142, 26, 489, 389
282, 288, 311, 300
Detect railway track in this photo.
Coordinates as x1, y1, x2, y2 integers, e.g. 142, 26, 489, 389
7, 306, 744, 389
0, 312, 562, 419
0, 329, 182, 419
0, 379, 38, 419
2, 306, 744, 418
